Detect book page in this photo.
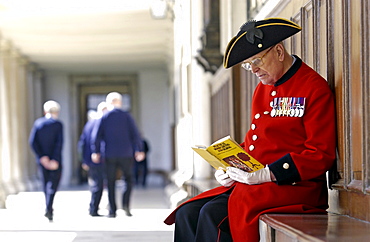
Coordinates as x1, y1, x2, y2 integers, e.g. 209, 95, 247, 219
210, 135, 231, 146
206, 137, 264, 172
192, 147, 229, 170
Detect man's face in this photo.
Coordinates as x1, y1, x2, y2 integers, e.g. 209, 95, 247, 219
243, 44, 285, 85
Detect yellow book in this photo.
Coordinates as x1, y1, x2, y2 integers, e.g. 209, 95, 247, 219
192, 135, 264, 172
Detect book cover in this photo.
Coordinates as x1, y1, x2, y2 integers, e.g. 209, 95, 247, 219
192, 136, 264, 172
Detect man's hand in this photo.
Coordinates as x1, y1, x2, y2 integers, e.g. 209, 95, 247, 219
48, 160, 59, 170
135, 151, 145, 162
40, 156, 59, 170
82, 163, 90, 171
40, 156, 50, 168
91, 153, 101, 163
226, 166, 272, 185
215, 168, 235, 187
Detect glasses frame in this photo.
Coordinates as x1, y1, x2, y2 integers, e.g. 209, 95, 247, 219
241, 45, 275, 71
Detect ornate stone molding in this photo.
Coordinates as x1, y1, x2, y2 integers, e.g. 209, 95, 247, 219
195, 0, 223, 74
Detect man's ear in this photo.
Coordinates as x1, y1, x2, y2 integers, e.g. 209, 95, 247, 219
275, 43, 285, 61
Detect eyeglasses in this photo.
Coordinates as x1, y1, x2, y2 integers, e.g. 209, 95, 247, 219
241, 45, 275, 71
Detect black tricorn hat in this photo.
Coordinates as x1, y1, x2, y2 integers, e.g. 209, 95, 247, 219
223, 18, 301, 68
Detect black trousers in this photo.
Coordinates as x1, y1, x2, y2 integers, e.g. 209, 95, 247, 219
88, 165, 104, 214
174, 193, 233, 242
40, 165, 62, 213
105, 157, 133, 214
134, 159, 148, 187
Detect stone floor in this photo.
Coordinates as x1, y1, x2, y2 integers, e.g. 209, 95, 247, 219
0, 183, 174, 242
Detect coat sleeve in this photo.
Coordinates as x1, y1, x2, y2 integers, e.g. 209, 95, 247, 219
51, 122, 63, 162
78, 125, 87, 163
90, 118, 103, 153
29, 124, 43, 159
127, 113, 143, 152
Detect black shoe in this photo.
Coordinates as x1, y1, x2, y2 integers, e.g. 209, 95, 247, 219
44, 211, 53, 221
125, 210, 132, 217
107, 213, 116, 218
123, 207, 132, 217
89, 212, 102, 217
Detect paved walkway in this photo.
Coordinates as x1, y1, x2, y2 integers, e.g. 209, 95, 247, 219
0, 184, 174, 242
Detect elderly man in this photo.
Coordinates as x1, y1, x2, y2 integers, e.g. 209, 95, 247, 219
91, 92, 144, 217
29, 100, 63, 222
78, 101, 107, 217
165, 18, 336, 242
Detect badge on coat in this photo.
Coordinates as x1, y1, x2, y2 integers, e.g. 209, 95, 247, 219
270, 97, 306, 117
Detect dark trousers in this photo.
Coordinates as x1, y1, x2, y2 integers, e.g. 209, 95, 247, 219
134, 159, 147, 187
174, 193, 233, 242
88, 165, 104, 214
105, 157, 133, 214
40, 165, 62, 213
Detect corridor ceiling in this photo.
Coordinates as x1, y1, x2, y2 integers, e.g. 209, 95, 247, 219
0, 0, 174, 73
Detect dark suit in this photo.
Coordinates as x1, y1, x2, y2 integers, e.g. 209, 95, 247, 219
29, 116, 63, 216
78, 118, 104, 215
91, 108, 142, 216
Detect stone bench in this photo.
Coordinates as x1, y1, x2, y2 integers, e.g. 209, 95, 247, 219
259, 213, 370, 242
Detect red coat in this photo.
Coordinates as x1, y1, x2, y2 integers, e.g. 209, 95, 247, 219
165, 57, 336, 242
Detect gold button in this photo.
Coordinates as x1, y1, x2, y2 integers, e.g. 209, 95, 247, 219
283, 163, 289, 169
251, 124, 256, 130
271, 91, 277, 96
264, 111, 269, 115
254, 113, 260, 119
252, 135, 258, 141
249, 145, 255, 151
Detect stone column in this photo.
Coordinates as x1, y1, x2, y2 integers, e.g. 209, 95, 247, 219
26, 65, 44, 190
0, 39, 8, 207
15, 54, 32, 192
0, 39, 18, 205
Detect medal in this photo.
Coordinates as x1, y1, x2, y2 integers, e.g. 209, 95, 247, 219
270, 98, 278, 117
270, 97, 306, 118
271, 108, 276, 117
298, 97, 306, 117
289, 97, 295, 117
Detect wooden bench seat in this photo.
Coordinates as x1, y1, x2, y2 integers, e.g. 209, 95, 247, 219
181, 180, 370, 241
259, 213, 370, 242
